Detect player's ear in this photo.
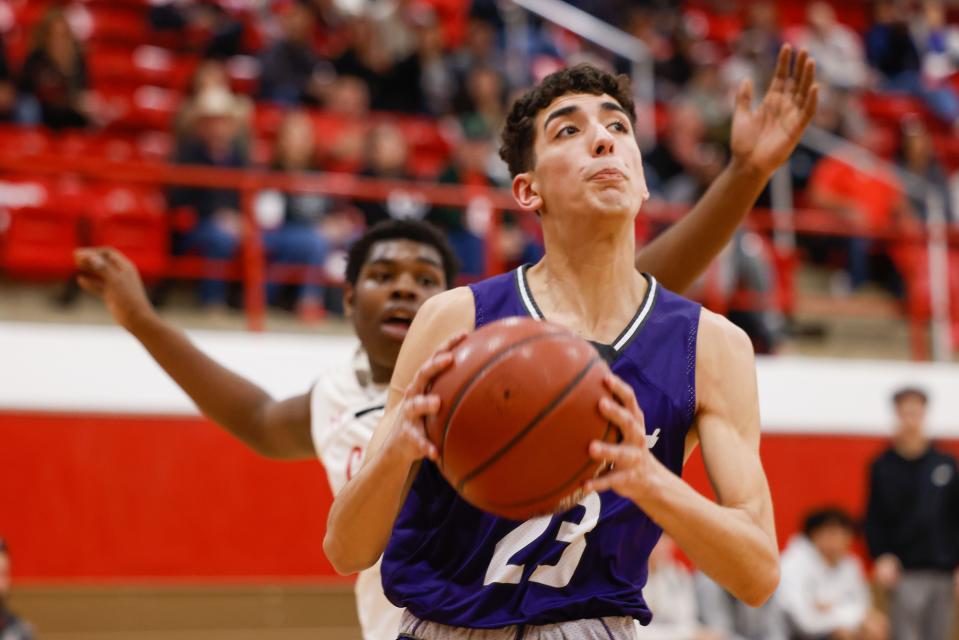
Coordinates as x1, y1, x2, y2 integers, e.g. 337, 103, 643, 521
343, 282, 355, 318
512, 172, 543, 213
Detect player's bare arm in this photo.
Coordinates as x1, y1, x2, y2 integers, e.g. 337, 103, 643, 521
74, 247, 315, 459
324, 288, 473, 575
636, 44, 818, 292
585, 310, 777, 606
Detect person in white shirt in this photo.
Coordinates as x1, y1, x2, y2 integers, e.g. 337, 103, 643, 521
780, 508, 889, 640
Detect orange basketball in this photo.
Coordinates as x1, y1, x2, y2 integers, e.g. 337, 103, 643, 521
426, 317, 619, 521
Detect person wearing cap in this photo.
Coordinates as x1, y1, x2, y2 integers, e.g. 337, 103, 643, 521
168, 86, 251, 309
0, 540, 34, 640
865, 387, 959, 640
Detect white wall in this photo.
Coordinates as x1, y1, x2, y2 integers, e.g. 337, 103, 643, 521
1, 322, 957, 437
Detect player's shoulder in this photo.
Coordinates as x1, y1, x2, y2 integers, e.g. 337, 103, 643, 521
411, 286, 476, 332
696, 308, 754, 364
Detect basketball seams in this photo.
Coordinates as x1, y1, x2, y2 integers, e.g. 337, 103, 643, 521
481, 420, 619, 513
434, 330, 567, 472
456, 349, 605, 492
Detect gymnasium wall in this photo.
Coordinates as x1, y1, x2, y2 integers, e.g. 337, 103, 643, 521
2, 321, 959, 582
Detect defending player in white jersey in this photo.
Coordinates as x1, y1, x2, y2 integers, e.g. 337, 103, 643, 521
75, 43, 816, 638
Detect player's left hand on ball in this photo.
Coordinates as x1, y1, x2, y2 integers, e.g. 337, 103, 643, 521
583, 373, 656, 501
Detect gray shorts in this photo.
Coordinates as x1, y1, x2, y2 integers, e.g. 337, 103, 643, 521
397, 610, 639, 640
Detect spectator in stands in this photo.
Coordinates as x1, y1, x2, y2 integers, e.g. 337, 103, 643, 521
333, 14, 429, 113
355, 123, 428, 225
898, 115, 953, 224
0, 35, 14, 122
454, 65, 507, 137
257, 110, 345, 320
448, 15, 509, 96
258, 0, 326, 106
175, 59, 252, 148
148, 0, 245, 58
792, 2, 869, 92
911, 1, 959, 103
722, 1, 783, 95
644, 102, 726, 204
780, 508, 889, 640
639, 534, 725, 639
0, 539, 34, 640
865, 387, 959, 640
168, 86, 250, 309
806, 130, 915, 294
18, 7, 98, 130
694, 571, 788, 640
865, 0, 959, 127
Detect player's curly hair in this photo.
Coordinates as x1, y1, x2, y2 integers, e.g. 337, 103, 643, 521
345, 220, 459, 288
499, 65, 636, 178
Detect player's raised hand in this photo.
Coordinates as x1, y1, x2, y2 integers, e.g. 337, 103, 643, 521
583, 373, 656, 501
730, 44, 818, 178
74, 247, 156, 331
384, 332, 467, 465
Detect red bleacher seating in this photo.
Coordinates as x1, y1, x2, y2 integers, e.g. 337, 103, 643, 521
88, 184, 168, 278
0, 176, 83, 278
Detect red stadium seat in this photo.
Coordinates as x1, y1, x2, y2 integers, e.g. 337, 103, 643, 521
0, 177, 84, 278
90, 46, 197, 92
100, 85, 182, 132
87, 185, 168, 279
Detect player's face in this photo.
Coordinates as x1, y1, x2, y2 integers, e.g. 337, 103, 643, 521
346, 239, 446, 376
517, 92, 647, 221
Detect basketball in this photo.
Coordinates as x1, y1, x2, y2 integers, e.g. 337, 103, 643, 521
425, 317, 619, 521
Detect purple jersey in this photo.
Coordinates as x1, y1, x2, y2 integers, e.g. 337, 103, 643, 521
382, 265, 701, 627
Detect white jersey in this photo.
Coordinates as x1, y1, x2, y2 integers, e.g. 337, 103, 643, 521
309, 346, 402, 640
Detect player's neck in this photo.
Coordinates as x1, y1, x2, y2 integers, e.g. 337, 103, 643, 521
527, 224, 647, 344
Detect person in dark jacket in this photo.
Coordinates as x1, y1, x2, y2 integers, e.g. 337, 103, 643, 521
864, 387, 959, 640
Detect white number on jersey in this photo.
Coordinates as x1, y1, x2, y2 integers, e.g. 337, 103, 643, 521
483, 492, 601, 589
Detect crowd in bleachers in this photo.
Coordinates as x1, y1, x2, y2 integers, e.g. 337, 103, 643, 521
0, 0, 957, 344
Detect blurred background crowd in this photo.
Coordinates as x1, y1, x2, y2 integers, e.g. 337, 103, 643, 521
0, 0, 956, 357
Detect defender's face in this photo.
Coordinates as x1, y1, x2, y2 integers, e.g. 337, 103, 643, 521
520, 93, 647, 220
346, 240, 447, 370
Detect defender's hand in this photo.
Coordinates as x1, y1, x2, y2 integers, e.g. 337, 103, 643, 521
74, 247, 156, 331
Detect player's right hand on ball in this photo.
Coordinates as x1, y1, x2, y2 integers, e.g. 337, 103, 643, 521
384, 332, 466, 465
74, 247, 155, 331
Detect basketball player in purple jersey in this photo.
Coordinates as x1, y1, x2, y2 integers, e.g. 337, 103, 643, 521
326, 49, 818, 637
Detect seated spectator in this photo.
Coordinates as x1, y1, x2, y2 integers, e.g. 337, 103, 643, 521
333, 16, 428, 114
792, 2, 869, 92
258, 0, 325, 106
0, 34, 14, 122
148, 0, 245, 58
694, 571, 788, 640
911, 1, 959, 98
644, 103, 726, 204
722, 1, 783, 95
638, 534, 724, 639
866, 0, 959, 127
355, 123, 429, 225
0, 538, 34, 640
168, 87, 251, 309
898, 115, 953, 224
175, 59, 253, 148
453, 64, 508, 140
18, 7, 98, 130
260, 110, 359, 319
806, 131, 916, 294
780, 508, 889, 640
